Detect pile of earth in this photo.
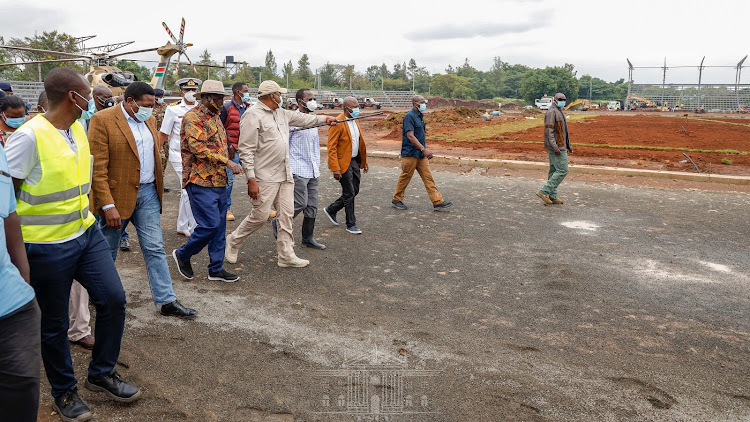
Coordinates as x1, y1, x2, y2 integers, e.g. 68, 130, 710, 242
426, 96, 499, 110
522, 108, 544, 115
376, 107, 484, 129
500, 103, 524, 111
377, 107, 484, 138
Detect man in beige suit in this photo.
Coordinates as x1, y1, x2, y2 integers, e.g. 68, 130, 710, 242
225, 81, 337, 268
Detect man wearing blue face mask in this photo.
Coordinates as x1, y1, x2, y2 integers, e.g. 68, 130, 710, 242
219, 82, 250, 222
0, 95, 28, 147
537, 92, 573, 205
88, 81, 197, 319
5, 67, 139, 422
392, 95, 452, 211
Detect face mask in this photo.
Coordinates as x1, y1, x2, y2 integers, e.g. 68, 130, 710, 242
157, 98, 164, 104
74, 92, 96, 120
129, 99, 153, 122
39, 106, 47, 113
349, 107, 360, 118
274, 93, 283, 108
557, 100, 566, 108
2, 112, 25, 128
184, 91, 196, 103
241, 93, 251, 103
207, 97, 223, 113
305, 100, 318, 111
418, 103, 427, 112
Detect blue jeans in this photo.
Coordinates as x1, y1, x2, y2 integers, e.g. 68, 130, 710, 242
120, 222, 129, 241
177, 183, 228, 273
225, 153, 241, 209
25, 224, 126, 398
100, 183, 177, 306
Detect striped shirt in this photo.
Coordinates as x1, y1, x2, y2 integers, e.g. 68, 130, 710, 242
289, 114, 321, 179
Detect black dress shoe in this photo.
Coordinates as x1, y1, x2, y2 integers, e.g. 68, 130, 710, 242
433, 200, 453, 211
391, 200, 408, 210
172, 249, 193, 279
208, 269, 240, 282
53, 386, 93, 422
161, 300, 197, 318
84, 371, 141, 403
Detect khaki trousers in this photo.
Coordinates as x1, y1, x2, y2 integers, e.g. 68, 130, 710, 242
67, 281, 91, 341
393, 157, 443, 205
227, 181, 296, 261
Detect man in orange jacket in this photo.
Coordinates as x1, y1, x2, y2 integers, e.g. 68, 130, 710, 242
323, 97, 368, 235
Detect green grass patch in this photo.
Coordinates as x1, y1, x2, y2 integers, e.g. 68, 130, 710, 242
492, 97, 529, 106
431, 114, 593, 143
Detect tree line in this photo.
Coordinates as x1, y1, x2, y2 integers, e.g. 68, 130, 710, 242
0, 31, 629, 105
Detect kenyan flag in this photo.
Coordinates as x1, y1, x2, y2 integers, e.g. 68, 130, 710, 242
154, 63, 167, 78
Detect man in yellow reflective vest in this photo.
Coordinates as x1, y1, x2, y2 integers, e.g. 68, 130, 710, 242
5, 68, 141, 422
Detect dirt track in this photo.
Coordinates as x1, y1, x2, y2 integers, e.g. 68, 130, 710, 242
343, 111, 750, 176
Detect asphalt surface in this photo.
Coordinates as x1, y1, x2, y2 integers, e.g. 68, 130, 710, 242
48, 158, 750, 422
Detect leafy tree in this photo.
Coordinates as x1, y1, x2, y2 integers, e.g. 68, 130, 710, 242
485, 57, 505, 97
319, 62, 337, 87
499, 62, 531, 98
365, 65, 381, 82
295, 54, 312, 83
264, 50, 277, 76
282, 60, 294, 82
342, 64, 355, 89
431, 74, 474, 99
5, 31, 83, 81
519, 65, 580, 104
229, 63, 257, 87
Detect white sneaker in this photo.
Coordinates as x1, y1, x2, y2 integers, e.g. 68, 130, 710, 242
277, 256, 310, 268
225, 236, 239, 263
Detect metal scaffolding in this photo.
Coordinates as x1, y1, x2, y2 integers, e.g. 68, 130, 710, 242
625, 57, 750, 113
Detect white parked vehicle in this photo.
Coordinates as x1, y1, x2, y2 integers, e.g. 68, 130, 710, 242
607, 101, 621, 111
535, 96, 553, 110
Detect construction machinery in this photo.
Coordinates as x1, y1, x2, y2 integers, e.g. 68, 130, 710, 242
626, 95, 655, 109
564, 99, 600, 111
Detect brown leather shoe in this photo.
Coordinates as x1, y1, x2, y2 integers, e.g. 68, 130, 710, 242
226, 210, 235, 221
71, 335, 95, 350
551, 199, 564, 204
536, 192, 553, 204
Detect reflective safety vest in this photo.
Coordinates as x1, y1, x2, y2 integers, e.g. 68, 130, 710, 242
16, 116, 95, 242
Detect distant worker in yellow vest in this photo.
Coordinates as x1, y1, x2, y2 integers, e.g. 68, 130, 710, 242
4, 67, 141, 422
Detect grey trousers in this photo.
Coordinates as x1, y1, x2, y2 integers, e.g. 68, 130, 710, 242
293, 175, 319, 219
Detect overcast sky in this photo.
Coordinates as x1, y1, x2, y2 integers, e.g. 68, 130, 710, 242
2, 0, 747, 85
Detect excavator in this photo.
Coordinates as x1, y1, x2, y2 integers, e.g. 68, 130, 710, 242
564, 99, 600, 111
626, 95, 655, 109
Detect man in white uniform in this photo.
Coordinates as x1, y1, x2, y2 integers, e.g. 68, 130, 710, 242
158, 78, 201, 236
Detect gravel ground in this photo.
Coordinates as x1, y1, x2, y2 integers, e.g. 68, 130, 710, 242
38, 156, 750, 421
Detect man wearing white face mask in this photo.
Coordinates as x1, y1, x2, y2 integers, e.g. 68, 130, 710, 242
158, 78, 201, 236
226, 80, 338, 267
272, 88, 326, 248
88, 81, 197, 319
